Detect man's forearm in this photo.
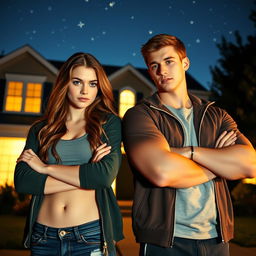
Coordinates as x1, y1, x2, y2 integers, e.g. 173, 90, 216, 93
192, 145, 256, 180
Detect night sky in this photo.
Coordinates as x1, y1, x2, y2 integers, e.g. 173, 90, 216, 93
1, 0, 255, 89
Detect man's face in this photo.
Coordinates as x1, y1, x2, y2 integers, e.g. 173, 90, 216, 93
147, 45, 189, 93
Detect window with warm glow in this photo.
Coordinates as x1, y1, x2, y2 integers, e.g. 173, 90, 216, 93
119, 89, 135, 118
25, 83, 42, 113
5, 81, 42, 113
243, 178, 256, 185
5, 82, 23, 111
0, 137, 26, 186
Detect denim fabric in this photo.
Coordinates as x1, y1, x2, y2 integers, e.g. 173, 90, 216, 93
30, 220, 115, 256
140, 237, 229, 256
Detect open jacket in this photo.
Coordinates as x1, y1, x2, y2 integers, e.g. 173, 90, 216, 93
122, 92, 250, 247
14, 113, 124, 254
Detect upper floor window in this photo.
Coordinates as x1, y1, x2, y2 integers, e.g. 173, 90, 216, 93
4, 74, 46, 114
119, 89, 135, 118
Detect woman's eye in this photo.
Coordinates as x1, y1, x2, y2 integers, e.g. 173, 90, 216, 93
73, 80, 81, 85
90, 82, 98, 87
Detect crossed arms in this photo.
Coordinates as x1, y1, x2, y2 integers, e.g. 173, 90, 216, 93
122, 107, 256, 188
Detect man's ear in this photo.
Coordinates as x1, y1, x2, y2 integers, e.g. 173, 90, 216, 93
182, 57, 190, 71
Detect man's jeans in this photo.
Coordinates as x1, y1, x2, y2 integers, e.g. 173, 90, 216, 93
30, 220, 115, 256
140, 237, 229, 256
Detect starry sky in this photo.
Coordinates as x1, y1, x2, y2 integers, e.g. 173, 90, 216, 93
1, 0, 255, 89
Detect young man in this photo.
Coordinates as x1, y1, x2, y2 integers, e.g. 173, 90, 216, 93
122, 34, 256, 256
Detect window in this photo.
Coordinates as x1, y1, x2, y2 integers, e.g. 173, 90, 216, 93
119, 89, 135, 118
0, 137, 26, 186
4, 74, 46, 114
243, 178, 256, 185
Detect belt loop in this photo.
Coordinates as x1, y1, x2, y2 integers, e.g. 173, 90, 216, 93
74, 226, 82, 242
43, 225, 48, 239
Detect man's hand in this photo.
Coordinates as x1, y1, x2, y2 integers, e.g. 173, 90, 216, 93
16, 149, 48, 174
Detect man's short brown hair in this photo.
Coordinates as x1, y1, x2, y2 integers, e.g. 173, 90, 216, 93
141, 34, 187, 64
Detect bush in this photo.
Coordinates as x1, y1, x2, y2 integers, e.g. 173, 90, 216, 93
231, 182, 256, 216
0, 184, 30, 216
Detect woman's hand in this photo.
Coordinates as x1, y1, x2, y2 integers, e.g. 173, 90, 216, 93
91, 143, 111, 162
215, 131, 237, 148
16, 149, 48, 174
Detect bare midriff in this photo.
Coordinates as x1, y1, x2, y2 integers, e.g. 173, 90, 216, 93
37, 189, 100, 227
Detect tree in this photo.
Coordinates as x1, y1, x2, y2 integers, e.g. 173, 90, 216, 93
210, 8, 256, 146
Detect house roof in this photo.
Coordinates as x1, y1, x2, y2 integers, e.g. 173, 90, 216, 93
1, 45, 207, 91
0, 45, 58, 75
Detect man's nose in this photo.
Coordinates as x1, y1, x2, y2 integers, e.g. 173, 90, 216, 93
157, 65, 167, 76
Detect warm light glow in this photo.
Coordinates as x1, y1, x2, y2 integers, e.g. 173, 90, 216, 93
25, 83, 42, 113
0, 137, 26, 186
243, 178, 256, 185
5, 81, 23, 111
119, 89, 135, 118
111, 180, 116, 194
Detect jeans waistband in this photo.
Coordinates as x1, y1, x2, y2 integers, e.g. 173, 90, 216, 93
33, 219, 101, 241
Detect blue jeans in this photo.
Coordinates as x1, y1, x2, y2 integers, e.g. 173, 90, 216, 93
30, 219, 115, 256
140, 237, 229, 256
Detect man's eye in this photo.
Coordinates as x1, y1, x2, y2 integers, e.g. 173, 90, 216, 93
151, 65, 157, 70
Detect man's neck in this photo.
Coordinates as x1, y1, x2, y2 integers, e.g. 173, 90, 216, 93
159, 89, 192, 109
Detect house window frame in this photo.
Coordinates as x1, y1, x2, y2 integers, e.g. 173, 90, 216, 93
4, 73, 46, 115
119, 87, 136, 118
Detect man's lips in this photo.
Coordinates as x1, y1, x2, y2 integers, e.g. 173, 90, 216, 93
160, 78, 173, 84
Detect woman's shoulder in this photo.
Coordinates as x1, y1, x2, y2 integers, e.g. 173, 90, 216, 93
103, 113, 121, 129
29, 120, 47, 133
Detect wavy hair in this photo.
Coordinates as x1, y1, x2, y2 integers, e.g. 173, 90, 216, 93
141, 34, 187, 64
37, 52, 116, 162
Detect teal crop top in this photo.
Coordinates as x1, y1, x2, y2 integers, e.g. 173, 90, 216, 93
47, 134, 92, 165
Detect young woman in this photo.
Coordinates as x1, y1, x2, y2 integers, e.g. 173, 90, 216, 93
14, 52, 124, 256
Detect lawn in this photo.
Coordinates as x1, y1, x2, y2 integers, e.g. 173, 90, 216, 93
0, 215, 255, 249
232, 216, 256, 247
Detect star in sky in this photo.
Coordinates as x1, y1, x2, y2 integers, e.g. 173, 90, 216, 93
77, 21, 85, 28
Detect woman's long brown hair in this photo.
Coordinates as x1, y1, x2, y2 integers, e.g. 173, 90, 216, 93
37, 52, 116, 162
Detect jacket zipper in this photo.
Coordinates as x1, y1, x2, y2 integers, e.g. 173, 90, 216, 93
150, 104, 186, 247
97, 198, 109, 256
24, 195, 36, 248
198, 102, 224, 242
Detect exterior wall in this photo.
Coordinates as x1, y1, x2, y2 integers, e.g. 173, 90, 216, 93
111, 70, 153, 97
0, 52, 56, 83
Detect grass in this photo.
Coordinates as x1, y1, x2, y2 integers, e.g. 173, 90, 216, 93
0, 215, 255, 249
232, 216, 256, 247
0, 215, 26, 249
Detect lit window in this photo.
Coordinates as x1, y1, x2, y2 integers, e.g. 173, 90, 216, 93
5, 82, 23, 111
5, 81, 42, 113
0, 137, 26, 186
243, 178, 256, 185
25, 83, 42, 113
119, 89, 135, 118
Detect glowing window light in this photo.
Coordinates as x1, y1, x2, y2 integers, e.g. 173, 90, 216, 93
0, 137, 26, 186
243, 178, 256, 185
5, 81, 23, 111
25, 83, 42, 113
119, 89, 135, 118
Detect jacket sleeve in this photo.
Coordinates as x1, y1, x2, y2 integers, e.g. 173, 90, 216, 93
122, 105, 169, 154
220, 109, 253, 147
79, 114, 122, 189
14, 123, 48, 195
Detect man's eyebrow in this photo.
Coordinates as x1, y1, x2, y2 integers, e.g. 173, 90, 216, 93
149, 56, 174, 66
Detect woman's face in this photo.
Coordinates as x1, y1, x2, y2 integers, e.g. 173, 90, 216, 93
67, 66, 99, 110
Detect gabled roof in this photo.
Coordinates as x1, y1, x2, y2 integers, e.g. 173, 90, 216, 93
108, 64, 156, 91
0, 45, 58, 75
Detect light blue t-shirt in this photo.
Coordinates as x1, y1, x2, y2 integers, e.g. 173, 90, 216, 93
165, 105, 218, 239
